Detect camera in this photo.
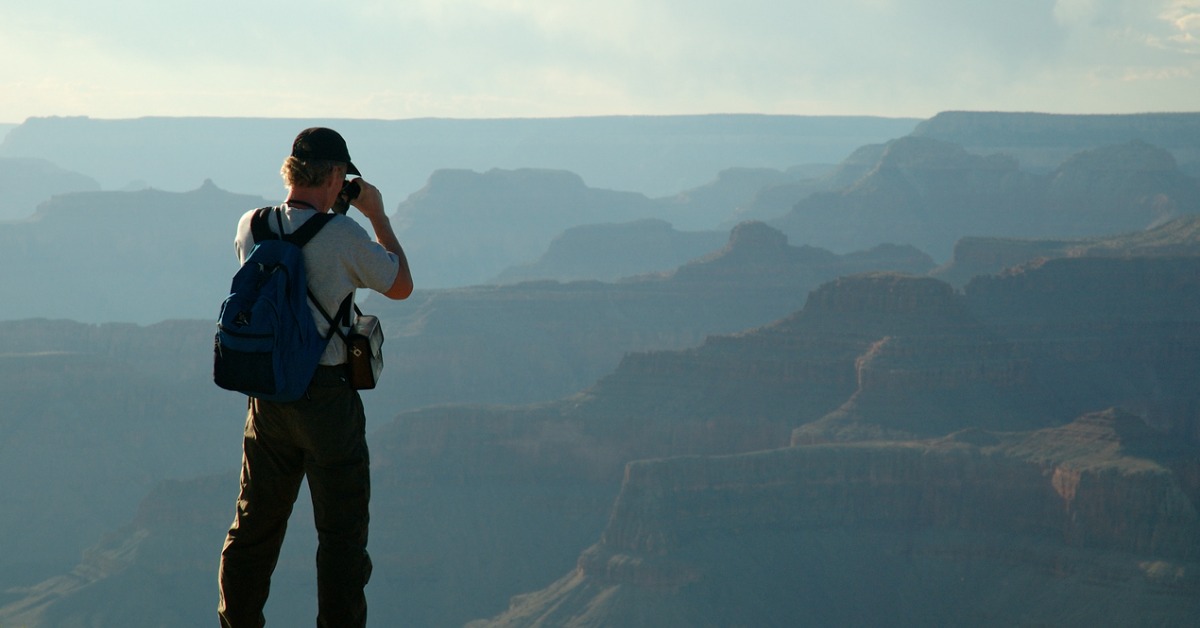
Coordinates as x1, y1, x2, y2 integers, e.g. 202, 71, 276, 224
332, 180, 361, 215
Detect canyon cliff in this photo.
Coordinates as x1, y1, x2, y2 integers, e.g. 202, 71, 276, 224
11, 255, 1198, 626
912, 111, 1200, 176
3, 111, 1200, 627
770, 137, 1200, 261
479, 409, 1200, 627
380, 223, 932, 411
935, 213, 1200, 287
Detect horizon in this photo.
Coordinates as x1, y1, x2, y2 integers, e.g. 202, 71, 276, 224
5, 108, 1200, 129
2, 1, 1198, 123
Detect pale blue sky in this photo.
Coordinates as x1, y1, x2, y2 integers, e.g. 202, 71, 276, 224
1, 0, 1197, 123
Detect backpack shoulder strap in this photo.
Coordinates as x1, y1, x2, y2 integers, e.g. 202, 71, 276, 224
249, 206, 276, 242
287, 212, 335, 248
310, 291, 356, 342
248, 206, 335, 247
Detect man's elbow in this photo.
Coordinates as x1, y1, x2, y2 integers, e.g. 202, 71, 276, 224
384, 272, 413, 300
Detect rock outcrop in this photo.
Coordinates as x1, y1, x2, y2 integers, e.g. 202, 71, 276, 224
479, 410, 1200, 627
0, 157, 99, 221
770, 136, 1200, 261
489, 219, 727, 285
0, 181, 267, 323
912, 110, 1200, 175
935, 213, 1200, 286
384, 224, 933, 412
394, 167, 662, 287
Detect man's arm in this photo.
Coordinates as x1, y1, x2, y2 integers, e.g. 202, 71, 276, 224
350, 179, 413, 300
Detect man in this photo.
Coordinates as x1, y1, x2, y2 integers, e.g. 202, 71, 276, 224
218, 127, 412, 627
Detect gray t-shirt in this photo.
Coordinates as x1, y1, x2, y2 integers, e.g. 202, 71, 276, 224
235, 204, 400, 365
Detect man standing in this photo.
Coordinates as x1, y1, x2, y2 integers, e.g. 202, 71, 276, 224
218, 127, 412, 627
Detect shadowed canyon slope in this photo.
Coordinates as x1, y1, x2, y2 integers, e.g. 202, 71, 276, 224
481, 410, 1199, 627
0, 180, 270, 323
934, 212, 1200, 287
0, 157, 99, 221
0, 223, 931, 615
347, 222, 934, 414
770, 136, 1200, 260
5, 254, 1199, 626
912, 111, 1200, 176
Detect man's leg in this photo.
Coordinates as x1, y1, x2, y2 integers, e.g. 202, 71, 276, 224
303, 385, 372, 628
218, 403, 305, 628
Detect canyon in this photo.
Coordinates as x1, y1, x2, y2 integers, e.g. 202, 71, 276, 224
0, 111, 1198, 626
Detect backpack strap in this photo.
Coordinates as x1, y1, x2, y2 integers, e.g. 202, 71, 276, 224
248, 205, 335, 247
288, 211, 335, 247
311, 291, 357, 343
249, 206, 276, 242
248, 205, 344, 344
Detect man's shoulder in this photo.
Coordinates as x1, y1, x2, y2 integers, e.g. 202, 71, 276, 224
240, 205, 276, 219
318, 213, 372, 240
236, 205, 275, 231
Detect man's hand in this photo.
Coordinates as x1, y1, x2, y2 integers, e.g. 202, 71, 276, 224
346, 177, 413, 299
347, 178, 385, 220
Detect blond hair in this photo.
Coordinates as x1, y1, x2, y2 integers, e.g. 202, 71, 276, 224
280, 156, 344, 188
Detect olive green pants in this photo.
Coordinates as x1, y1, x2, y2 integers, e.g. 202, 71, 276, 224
218, 366, 372, 628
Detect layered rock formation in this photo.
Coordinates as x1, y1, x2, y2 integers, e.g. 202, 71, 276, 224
489, 219, 726, 285
480, 262, 1200, 625
0, 157, 99, 221
393, 167, 662, 287
912, 111, 1200, 175
728, 144, 890, 226
398, 167, 878, 288
382, 223, 933, 411
657, 166, 832, 231
0, 180, 268, 323
0, 321, 242, 595
6, 237, 1200, 626
935, 213, 1200, 287
964, 256, 1200, 445
1042, 140, 1200, 235
0, 220, 933, 612
770, 136, 1200, 260
480, 409, 1200, 627
0, 115, 917, 200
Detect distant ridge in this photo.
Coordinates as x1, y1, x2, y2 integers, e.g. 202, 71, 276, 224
914, 111, 1200, 174
489, 219, 726, 285
0, 157, 99, 221
770, 135, 1200, 260
0, 114, 920, 199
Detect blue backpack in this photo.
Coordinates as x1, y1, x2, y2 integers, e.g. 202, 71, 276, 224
213, 206, 338, 401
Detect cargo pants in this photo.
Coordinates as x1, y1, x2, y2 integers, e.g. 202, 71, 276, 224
218, 366, 372, 628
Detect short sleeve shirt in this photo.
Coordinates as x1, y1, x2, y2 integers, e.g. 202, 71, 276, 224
235, 204, 400, 365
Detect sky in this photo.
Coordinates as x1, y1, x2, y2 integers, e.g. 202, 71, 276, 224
0, 0, 1197, 123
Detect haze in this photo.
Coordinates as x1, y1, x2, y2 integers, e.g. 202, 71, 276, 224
1, 0, 1198, 122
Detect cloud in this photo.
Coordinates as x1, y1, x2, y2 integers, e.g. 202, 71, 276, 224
0, 0, 1196, 121
1158, 0, 1200, 52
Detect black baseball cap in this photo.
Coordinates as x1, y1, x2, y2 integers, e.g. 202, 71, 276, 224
291, 127, 361, 176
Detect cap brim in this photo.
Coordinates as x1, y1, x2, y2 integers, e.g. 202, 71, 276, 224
346, 161, 362, 177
